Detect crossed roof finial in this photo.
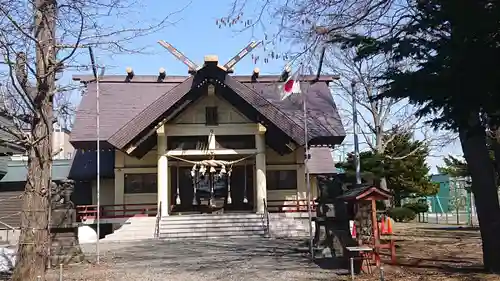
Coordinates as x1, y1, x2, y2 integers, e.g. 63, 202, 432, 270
157, 40, 262, 75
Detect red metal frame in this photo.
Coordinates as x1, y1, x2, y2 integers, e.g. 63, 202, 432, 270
77, 203, 158, 220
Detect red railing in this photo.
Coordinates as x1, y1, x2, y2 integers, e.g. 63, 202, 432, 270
77, 199, 315, 220
77, 203, 157, 220
266, 199, 317, 213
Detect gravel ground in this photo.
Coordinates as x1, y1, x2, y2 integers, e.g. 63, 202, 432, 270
45, 238, 346, 281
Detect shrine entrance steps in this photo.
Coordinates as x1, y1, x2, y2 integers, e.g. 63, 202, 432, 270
159, 213, 266, 239
97, 213, 315, 242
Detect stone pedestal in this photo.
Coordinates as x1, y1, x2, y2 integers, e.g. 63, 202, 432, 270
49, 180, 85, 266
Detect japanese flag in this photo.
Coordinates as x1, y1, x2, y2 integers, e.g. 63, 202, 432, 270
279, 70, 302, 101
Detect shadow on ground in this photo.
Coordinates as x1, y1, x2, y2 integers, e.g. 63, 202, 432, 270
78, 237, 350, 279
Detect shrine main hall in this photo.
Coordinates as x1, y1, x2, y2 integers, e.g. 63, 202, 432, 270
70, 55, 345, 219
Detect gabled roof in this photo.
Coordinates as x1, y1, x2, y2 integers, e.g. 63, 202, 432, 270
71, 63, 345, 156
337, 185, 392, 201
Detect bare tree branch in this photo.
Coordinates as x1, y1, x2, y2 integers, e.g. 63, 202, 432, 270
0, 0, 189, 279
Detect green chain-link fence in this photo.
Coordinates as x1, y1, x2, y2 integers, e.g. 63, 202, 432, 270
422, 178, 477, 226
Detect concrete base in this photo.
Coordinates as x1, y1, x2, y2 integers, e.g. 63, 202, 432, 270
268, 212, 315, 238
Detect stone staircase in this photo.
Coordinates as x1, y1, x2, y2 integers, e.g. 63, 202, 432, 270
158, 213, 267, 239
99, 213, 314, 242
102, 217, 156, 242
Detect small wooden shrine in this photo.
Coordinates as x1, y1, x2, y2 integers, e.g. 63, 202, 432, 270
338, 184, 397, 266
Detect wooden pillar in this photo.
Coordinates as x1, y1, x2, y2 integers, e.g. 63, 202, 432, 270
157, 125, 170, 216
255, 124, 267, 214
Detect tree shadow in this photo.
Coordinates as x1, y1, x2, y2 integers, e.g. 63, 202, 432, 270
419, 226, 480, 232
377, 251, 494, 280
395, 226, 481, 239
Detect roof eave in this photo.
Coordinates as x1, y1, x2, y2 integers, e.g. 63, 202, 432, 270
309, 136, 345, 147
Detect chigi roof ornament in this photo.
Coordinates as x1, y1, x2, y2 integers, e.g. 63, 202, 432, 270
157, 39, 262, 75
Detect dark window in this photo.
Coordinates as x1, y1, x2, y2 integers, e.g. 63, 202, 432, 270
215, 135, 256, 149
205, 106, 219, 125
266, 170, 297, 190
124, 174, 157, 194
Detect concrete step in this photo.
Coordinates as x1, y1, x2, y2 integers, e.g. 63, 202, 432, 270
160, 234, 266, 240
160, 230, 265, 239
102, 236, 154, 242
161, 213, 263, 221
160, 220, 264, 227
158, 213, 266, 240
160, 225, 265, 233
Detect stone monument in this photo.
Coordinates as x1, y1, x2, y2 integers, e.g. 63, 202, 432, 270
49, 179, 85, 265
314, 176, 358, 259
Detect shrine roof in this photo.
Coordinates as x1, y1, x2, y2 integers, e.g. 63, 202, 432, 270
338, 185, 392, 201
70, 63, 345, 157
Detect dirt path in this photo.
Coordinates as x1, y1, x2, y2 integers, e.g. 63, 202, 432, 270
352, 223, 499, 280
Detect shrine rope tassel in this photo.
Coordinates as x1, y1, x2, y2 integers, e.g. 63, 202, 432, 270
227, 165, 232, 204
191, 165, 197, 205
243, 163, 248, 203
167, 154, 256, 205
175, 160, 181, 205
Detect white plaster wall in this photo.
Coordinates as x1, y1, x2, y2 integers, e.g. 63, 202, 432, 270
174, 95, 250, 124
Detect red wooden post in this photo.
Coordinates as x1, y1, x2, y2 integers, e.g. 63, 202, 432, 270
390, 239, 397, 264
371, 199, 381, 267
371, 199, 378, 243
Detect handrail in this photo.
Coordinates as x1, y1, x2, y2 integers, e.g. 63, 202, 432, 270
263, 198, 270, 237
77, 203, 157, 220
76, 203, 158, 209
154, 202, 162, 239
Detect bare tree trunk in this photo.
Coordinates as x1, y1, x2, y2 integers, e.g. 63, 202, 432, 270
12, 0, 57, 280
460, 112, 500, 273
375, 129, 391, 208
13, 115, 53, 280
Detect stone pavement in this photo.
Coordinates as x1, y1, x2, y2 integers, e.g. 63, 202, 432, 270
47, 238, 346, 280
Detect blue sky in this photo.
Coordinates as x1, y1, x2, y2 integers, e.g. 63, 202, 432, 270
59, 0, 463, 173
62, 0, 286, 80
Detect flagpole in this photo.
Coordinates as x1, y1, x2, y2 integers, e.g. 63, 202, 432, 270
300, 63, 314, 260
